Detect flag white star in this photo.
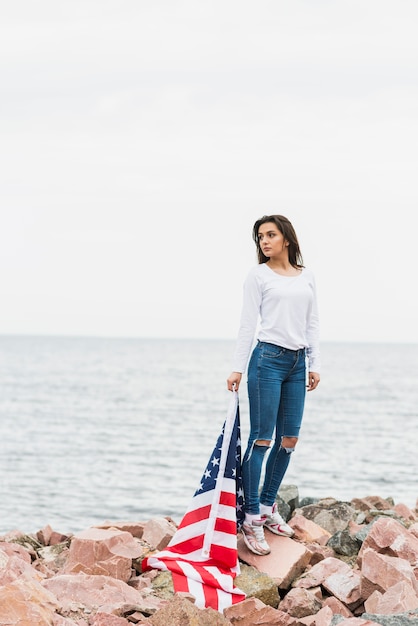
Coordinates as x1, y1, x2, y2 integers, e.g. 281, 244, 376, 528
204, 469, 211, 479
211, 456, 220, 467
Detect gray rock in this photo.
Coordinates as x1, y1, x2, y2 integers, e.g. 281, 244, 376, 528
279, 484, 300, 513
295, 498, 357, 534
326, 530, 361, 557
235, 563, 280, 608
361, 611, 418, 626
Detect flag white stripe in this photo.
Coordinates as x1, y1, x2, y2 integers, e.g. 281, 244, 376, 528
177, 561, 206, 607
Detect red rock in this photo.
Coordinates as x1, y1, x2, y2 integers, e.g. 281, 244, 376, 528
288, 515, 332, 545
43, 572, 163, 614
360, 547, 418, 599
238, 533, 311, 589
364, 580, 418, 614
357, 517, 418, 567
279, 588, 322, 617
322, 596, 353, 617
142, 517, 177, 550
299, 606, 334, 626
0, 577, 59, 625
63, 527, 142, 582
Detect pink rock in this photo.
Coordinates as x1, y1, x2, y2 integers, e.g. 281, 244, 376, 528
409, 523, 418, 539
43, 572, 163, 614
360, 547, 418, 599
63, 527, 143, 582
394, 503, 417, 521
0, 548, 40, 585
305, 544, 335, 566
142, 517, 177, 550
237, 533, 311, 589
0, 541, 32, 564
322, 568, 362, 610
351, 496, 393, 512
95, 520, 147, 539
90, 612, 132, 625
357, 517, 418, 567
364, 580, 418, 614
0, 577, 59, 625
322, 596, 353, 617
299, 606, 334, 626
288, 515, 332, 545
225, 597, 296, 625
279, 588, 322, 618
294, 557, 350, 589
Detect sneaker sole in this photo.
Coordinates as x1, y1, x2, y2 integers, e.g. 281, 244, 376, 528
241, 532, 271, 556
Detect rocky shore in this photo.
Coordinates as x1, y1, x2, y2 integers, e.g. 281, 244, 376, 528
1, 488, 418, 625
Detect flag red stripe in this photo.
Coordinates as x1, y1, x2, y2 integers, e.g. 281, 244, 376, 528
219, 491, 236, 507
210, 544, 238, 569
203, 577, 219, 611
171, 570, 190, 593
178, 505, 212, 529
167, 533, 204, 554
214, 517, 237, 535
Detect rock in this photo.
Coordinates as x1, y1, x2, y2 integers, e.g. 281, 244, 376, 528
295, 499, 357, 535
225, 597, 296, 625
357, 517, 418, 567
150, 570, 175, 600
322, 568, 362, 611
63, 527, 143, 582
326, 530, 361, 557
95, 520, 147, 539
235, 563, 280, 608
322, 596, 353, 618
279, 588, 322, 618
299, 606, 334, 626
360, 548, 418, 599
0, 547, 40, 585
294, 557, 350, 589
142, 517, 177, 551
43, 571, 163, 615
279, 484, 300, 513
289, 515, 332, 545
36, 524, 70, 547
89, 612, 132, 625
238, 533, 311, 589
393, 504, 417, 522
305, 544, 336, 566
364, 581, 418, 614
147, 594, 230, 625
0, 577, 60, 625
351, 497, 394, 514
362, 611, 418, 626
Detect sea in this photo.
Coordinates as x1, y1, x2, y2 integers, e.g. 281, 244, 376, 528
0, 335, 417, 535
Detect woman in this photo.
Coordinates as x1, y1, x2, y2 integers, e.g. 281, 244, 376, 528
227, 215, 320, 556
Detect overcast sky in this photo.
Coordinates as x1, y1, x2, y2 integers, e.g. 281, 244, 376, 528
1, 1, 417, 344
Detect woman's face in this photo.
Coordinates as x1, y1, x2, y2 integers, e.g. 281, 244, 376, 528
258, 222, 288, 259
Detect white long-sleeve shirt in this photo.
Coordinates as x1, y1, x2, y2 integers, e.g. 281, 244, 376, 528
232, 263, 321, 374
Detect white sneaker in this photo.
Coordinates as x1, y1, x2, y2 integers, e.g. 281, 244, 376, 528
261, 503, 294, 537
241, 519, 271, 555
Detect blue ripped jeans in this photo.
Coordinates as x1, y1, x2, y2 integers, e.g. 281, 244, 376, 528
242, 341, 307, 515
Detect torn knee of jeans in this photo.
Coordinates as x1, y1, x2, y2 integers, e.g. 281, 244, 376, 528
254, 439, 271, 448
282, 446, 295, 454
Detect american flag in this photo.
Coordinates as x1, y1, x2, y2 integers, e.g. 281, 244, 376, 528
142, 391, 246, 612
